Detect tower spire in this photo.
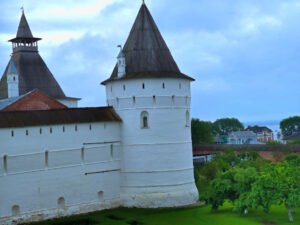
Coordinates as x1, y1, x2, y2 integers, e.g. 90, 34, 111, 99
142, 0, 145, 5
102, 1, 194, 85
8, 10, 41, 53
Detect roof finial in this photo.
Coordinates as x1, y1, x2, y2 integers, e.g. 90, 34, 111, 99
21, 6, 24, 14
117, 44, 122, 50
142, 0, 145, 5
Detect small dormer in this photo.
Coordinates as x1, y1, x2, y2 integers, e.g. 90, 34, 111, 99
7, 61, 19, 98
117, 45, 126, 78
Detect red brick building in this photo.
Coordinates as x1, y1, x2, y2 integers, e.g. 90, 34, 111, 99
245, 126, 274, 142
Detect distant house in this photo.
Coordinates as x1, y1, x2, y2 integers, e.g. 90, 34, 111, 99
245, 126, 274, 142
227, 131, 264, 144
214, 135, 228, 144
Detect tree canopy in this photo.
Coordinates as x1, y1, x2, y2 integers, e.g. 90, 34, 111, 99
196, 151, 300, 222
191, 119, 214, 144
213, 118, 244, 135
280, 116, 300, 137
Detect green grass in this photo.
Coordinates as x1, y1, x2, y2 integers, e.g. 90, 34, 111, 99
29, 203, 300, 225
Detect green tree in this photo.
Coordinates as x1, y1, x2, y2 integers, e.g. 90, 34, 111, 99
207, 169, 237, 210
213, 118, 244, 135
191, 119, 214, 144
284, 153, 300, 163
206, 167, 257, 214
249, 159, 300, 222
288, 139, 300, 144
280, 116, 300, 137
266, 140, 282, 145
233, 167, 258, 214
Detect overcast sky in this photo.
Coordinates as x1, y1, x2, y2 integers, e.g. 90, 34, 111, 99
0, 0, 299, 123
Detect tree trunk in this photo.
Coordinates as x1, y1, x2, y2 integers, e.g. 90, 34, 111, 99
286, 205, 294, 222
244, 207, 248, 215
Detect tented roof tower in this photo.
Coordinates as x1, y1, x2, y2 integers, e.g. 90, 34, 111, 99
0, 11, 70, 100
102, 2, 194, 84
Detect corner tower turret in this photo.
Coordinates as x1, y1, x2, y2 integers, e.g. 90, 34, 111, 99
102, 2, 198, 208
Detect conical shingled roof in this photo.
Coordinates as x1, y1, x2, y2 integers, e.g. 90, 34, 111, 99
17, 12, 33, 38
7, 61, 18, 74
0, 12, 67, 99
0, 53, 67, 99
102, 3, 194, 84
9, 12, 41, 42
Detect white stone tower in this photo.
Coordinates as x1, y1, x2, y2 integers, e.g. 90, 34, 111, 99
102, 3, 198, 207
7, 61, 19, 98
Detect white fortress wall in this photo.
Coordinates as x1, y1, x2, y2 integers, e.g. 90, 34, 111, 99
106, 78, 198, 208
0, 122, 122, 225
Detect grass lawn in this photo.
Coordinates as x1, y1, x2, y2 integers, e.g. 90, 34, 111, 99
29, 203, 300, 225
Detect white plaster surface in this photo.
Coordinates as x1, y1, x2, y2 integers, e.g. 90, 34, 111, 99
0, 122, 121, 225
107, 78, 198, 208
7, 74, 19, 98
0, 78, 199, 224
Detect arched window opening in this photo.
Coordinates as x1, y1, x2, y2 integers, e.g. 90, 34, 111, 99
13, 76, 16, 81
98, 191, 104, 201
141, 111, 149, 129
162, 83, 165, 89
58, 197, 65, 209
142, 83, 145, 89
186, 111, 190, 127
12, 205, 20, 216
153, 95, 156, 103
45, 151, 49, 168
3, 155, 8, 173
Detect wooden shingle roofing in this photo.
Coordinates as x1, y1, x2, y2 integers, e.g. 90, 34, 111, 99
102, 3, 194, 85
0, 12, 71, 100
0, 107, 121, 128
9, 12, 41, 42
0, 52, 67, 99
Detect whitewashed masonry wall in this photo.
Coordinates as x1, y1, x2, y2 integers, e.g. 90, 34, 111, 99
0, 122, 121, 225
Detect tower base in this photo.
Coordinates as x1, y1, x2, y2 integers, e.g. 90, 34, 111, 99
121, 184, 199, 208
